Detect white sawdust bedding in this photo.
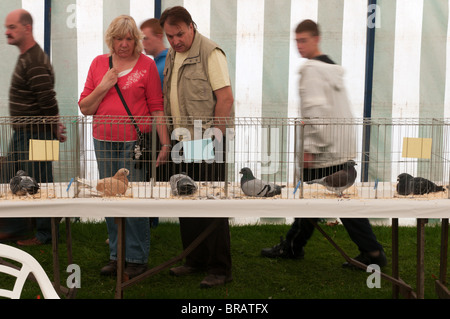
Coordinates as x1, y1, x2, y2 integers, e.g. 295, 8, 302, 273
1, 181, 448, 201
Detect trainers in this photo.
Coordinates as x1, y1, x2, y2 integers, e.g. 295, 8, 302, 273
169, 265, 202, 277
100, 260, 117, 276
125, 263, 148, 279
200, 274, 233, 288
261, 236, 304, 259
342, 249, 388, 270
17, 237, 44, 246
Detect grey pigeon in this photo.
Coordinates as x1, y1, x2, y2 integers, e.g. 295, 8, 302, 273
170, 173, 198, 196
306, 160, 357, 197
239, 167, 285, 197
9, 170, 40, 196
397, 173, 445, 195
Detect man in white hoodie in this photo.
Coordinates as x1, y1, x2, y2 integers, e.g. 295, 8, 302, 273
261, 20, 387, 270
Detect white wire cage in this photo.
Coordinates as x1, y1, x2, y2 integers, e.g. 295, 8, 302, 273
0, 116, 449, 201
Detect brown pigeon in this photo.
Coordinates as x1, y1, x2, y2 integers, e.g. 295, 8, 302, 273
306, 160, 357, 197
96, 168, 130, 196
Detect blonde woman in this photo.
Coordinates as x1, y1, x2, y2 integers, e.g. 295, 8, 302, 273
78, 15, 171, 279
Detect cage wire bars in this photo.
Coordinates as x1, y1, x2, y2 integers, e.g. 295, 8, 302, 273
0, 116, 449, 201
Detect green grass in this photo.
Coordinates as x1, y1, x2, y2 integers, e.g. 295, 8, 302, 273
1, 220, 448, 299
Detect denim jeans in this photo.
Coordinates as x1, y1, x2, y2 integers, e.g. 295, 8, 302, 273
7, 130, 54, 243
93, 138, 150, 264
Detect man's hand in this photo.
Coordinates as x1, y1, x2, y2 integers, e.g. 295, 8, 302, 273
57, 122, 67, 143
303, 152, 314, 168
213, 85, 233, 136
155, 146, 170, 167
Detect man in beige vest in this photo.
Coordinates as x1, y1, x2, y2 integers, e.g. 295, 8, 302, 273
160, 6, 234, 288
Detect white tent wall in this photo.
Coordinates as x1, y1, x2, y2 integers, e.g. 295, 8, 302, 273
0, 0, 449, 185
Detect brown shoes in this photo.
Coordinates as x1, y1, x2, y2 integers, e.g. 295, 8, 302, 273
200, 274, 233, 288
170, 265, 201, 277
170, 265, 232, 288
17, 237, 44, 246
100, 260, 148, 279
169, 265, 201, 277
125, 263, 148, 279
100, 260, 117, 276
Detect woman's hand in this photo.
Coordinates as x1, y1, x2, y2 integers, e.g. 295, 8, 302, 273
79, 68, 118, 115
99, 67, 119, 91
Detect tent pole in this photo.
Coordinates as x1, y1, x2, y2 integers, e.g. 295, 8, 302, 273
44, 0, 51, 56
155, 0, 162, 19
361, 0, 377, 182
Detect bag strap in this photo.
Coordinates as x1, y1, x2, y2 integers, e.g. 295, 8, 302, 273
109, 55, 144, 143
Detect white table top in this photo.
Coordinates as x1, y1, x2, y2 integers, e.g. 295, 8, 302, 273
1, 180, 449, 218
1, 197, 449, 219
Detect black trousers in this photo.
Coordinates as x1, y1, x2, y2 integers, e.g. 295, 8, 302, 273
4, 129, 54, 243
286, 164, 383, 255
168, 138, 232, 276
179, 217, 231, 276
286, 218, 383, 255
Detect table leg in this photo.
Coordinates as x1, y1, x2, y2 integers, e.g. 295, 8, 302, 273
65, 218, 73, 265
115, 217, 125, 299
439, 218, 448, 284
416, 218, 427, 299
51, 217, 61, 295
392, 218, 399, 299
435, 218, 449, 299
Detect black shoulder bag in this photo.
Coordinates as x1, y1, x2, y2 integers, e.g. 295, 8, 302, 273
109, 55, 149, 167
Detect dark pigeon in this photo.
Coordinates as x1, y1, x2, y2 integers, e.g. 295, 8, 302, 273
239, 167, 285, 197
396, 173, 414, 195
412, 177, 445, 195
306, 160, 357, 197
170, 173, 197, 196
397, 173, 445, 195
9, 170, 40, 196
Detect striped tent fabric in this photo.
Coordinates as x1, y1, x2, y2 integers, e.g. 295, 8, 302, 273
0, 0, 449, 183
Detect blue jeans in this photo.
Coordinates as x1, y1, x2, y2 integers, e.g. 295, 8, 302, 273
93, 138, 150, 264
7, 130, 54, 243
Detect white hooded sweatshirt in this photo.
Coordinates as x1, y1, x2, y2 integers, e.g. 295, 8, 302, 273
298, 59, 357, 168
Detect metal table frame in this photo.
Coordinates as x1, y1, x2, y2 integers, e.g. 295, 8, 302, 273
0, 198, 448, 299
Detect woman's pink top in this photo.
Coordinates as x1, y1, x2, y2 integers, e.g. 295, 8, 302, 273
79, 53, 164, 141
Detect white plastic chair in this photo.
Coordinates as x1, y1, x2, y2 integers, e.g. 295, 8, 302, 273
0, 243, 60, 299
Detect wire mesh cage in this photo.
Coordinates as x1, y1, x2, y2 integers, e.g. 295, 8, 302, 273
0, 116, 449, 201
